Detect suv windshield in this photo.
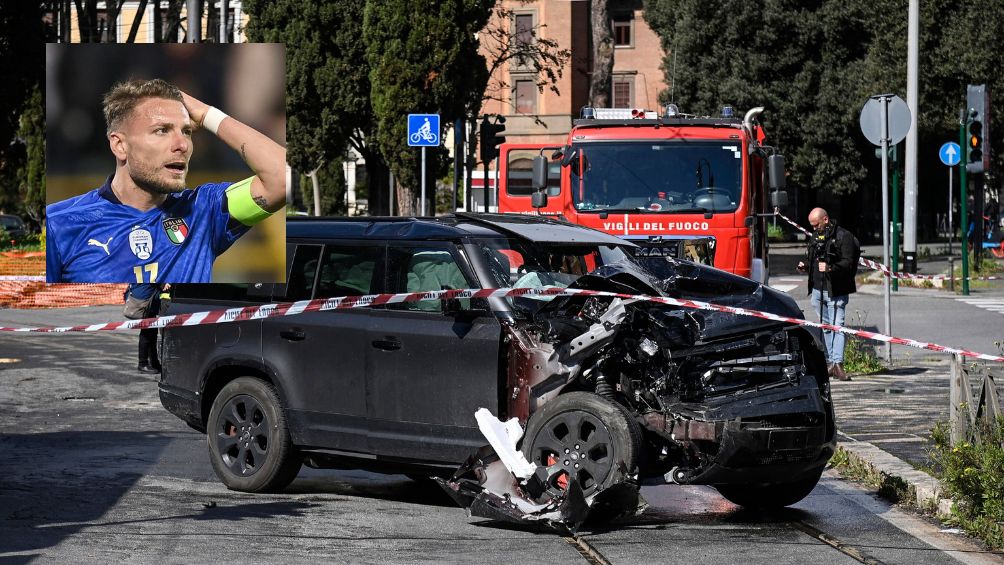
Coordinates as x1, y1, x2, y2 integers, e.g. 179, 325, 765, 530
568, 141, 742, 214
473, 237, 636, 313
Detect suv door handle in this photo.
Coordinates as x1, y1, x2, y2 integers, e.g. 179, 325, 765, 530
279, 328, 306, 341
371, 338, 401, 351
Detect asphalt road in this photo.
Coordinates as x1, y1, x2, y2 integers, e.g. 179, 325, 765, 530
0, 305, 997, 564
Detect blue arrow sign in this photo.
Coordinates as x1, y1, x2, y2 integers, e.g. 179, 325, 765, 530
407, 114, 440, 147
939, 142, 961, 166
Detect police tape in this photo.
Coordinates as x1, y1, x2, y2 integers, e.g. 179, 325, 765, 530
1, 285, 1002, 363
772, 210, 1003, 282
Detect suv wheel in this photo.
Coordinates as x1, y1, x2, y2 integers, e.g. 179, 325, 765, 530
207, 377, 302, 492
715, 469, 823, 509
521, 392, 641, 499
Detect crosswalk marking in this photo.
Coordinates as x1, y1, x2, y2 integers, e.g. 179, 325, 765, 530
956, 298, 1004, 315
770, 284, 798, 293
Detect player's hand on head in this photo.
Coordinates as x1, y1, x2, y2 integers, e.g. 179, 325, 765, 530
179, 91, 209, 126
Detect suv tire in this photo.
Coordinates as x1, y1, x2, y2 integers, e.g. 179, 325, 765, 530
207, 377, 302, 492
521, 392, 641, 499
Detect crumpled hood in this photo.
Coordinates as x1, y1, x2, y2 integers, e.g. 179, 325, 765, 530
563, 259, 804, 341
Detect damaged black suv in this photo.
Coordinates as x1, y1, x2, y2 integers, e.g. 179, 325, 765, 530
159, 214, 835, 516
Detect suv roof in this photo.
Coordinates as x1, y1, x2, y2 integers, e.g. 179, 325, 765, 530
287, 213, 632, 247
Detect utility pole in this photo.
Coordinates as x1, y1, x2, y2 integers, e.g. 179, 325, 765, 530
903, 0, 919, 273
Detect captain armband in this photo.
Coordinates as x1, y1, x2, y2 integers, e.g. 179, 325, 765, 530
225, 177, 272, 226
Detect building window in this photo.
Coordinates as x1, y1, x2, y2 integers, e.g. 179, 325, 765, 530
514, 79, 536, 114
613, 77, 633, 108
612, 14, 633, 48
515, 13, 534, 48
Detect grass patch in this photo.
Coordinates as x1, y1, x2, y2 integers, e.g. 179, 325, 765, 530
842, 336, 884, 375
930, 420, 1004, 551
829, 446, 912, 504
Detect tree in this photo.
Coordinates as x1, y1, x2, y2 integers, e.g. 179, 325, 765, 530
244, 0, 394, 214
364, 0, 493, 215
17, 85, 45, 227
589, 0, 613, 107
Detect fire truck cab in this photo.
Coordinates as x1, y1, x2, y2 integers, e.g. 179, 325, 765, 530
497, 105, 789, 283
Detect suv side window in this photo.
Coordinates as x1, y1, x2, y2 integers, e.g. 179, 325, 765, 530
315, 244, 383, 298
386, 244, 472, 312
284, 244, 322, 301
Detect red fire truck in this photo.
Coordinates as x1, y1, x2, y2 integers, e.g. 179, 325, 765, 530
496, 105, 788, 283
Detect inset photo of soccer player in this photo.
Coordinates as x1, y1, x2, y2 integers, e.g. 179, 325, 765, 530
45, 43, 286, 283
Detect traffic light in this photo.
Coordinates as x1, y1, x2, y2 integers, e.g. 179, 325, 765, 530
479, 115, 506, 163
966, 84, 990, 174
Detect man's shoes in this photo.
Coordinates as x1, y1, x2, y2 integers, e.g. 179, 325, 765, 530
827, 363, 835, 377
831, 363, 851, 381
137, 363, 160, 374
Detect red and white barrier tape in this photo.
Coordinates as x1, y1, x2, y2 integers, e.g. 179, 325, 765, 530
0, 275, 45, 281
2, 286, 1002, 362
773, 210, 1003, 282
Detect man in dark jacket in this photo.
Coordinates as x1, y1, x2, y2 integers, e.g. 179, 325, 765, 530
797, 208, 857, 381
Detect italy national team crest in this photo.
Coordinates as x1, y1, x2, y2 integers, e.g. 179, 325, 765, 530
162, 217, 189, 245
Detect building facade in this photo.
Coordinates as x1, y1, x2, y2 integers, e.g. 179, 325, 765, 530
479, 0, 667, 147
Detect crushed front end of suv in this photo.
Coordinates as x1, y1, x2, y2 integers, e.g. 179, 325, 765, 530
158, 214, 834, 530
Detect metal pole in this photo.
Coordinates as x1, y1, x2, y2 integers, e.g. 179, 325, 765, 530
220, 0, 228, 43
892, 145, 900, 292
420, 146, 427, 216
880, 96, 893, 362
453, 118, 462, 212
903, 0, 919, 273
948, 166, 954, 256
960, 114, 970, 295
483, 159, 490, 213
388, 170, 395, 216
186, 0, 200, 42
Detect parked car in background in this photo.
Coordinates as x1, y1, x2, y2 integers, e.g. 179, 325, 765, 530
158, 213, 835, 515
0, 214, 29, 247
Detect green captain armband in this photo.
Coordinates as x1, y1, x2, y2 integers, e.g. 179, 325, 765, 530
225, 177, 272, 226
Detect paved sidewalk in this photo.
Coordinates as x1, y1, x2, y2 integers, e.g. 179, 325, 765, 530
829, 357, 983, 511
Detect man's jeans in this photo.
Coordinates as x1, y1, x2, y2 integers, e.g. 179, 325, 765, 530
810, 289, 848, 364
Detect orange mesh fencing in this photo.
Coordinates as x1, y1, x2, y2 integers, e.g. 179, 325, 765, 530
0, 282, 127, 309
0, 251, 45, 277
0, 251, 126, 309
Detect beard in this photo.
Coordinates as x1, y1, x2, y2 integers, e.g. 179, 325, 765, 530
129, 162, 187, 195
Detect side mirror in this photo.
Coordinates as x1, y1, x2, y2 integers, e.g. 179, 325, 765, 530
770, 190, 789, 208
768, 154, 786, 189
531, 190, 548, 208
531, 155, 547, 190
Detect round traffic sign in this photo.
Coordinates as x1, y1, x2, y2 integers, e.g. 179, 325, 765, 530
859, 95, 911, 146
939, 142, 961, 166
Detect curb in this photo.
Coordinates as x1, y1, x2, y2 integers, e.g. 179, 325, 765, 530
836, 437, 952, 515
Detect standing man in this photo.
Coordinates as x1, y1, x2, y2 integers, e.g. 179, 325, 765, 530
46, 78, 286, 283
797, 208, 858, 381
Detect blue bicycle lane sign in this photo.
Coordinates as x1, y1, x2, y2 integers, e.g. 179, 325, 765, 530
407, 114, 440, 147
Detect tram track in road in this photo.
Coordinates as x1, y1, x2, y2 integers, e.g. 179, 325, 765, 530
791, 519, 886, 565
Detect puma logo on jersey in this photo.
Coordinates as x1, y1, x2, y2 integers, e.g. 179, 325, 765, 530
87, 236, 113, 255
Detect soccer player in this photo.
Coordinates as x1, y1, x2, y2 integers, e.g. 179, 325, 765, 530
45, 79, 286, 283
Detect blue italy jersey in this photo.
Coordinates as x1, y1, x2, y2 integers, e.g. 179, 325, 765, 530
46, 178, 251, 283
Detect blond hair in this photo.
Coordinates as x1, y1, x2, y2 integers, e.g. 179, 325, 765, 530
103, 79, 183, 134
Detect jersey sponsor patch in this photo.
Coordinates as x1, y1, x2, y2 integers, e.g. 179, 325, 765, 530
162, 217, 189, 245
129, 226, 153, 260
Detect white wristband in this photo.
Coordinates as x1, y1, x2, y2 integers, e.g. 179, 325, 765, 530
202, 106, 228, 135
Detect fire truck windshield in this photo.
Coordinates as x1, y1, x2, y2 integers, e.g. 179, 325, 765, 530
568, 141, 742, 214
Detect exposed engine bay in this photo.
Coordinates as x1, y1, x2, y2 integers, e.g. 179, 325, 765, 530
440, 256, 835, 530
